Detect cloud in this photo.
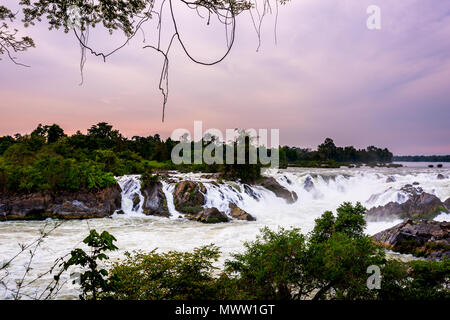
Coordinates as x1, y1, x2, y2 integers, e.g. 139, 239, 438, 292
0, 0, 449, 154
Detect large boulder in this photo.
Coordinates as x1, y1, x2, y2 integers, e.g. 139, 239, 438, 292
365, 185, 447, 221
173, 181, 206, 215
372, 219, 450, 260
188, 207, 229, 224
258, 177, 298, 204
229, 203, 255, 221
142, 181, 169, 217
0, 184, 122, 220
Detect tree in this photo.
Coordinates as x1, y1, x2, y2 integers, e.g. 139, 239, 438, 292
31, 124, 66, 143
225, 227, 310, 299
63, 229, 118, 300
318, 138, 337, 161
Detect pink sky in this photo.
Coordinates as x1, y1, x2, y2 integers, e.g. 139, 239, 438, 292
0, 0, 449, 155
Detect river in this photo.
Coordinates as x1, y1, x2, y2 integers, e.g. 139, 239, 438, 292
1, 166, 449, 299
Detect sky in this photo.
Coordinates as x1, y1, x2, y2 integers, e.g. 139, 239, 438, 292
0, 0, 449, 155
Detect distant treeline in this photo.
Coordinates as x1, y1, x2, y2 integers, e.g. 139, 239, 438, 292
0, 123, 394, 193
280, 138, 393, 166
393, 155, 450, 162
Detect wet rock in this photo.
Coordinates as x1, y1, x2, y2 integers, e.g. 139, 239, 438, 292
188, 207, 229, 224
0, 185, 122, 220
244, 185, 260, 200
445, 198, 450, 211
258, 177, 298, 204
283, 176, 292, 185
116, 209, 125, 215
142, 182, 169, 217
386, 176, 396, 183
173, 181, 206, 215
132, 193, 141, 211
372, 219, 450, 260
303, 176, 315, 192
437, 174, 445, 180
365, 185, 447, 221
412, 181, 420, 186
201, 173, 223, 180
229, 203, 255, 221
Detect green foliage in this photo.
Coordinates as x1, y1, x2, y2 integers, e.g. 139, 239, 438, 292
63, 230, 118, 300
380, 259, 450, 300
106, 245, 220, 300
140, 170, 160, 188
225, 227, 309, 299
62, 203, 448, 301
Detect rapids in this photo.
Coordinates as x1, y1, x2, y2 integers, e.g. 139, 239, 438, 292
0, 165, 449, 299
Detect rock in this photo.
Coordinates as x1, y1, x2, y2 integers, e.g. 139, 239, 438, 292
172, 181, 206, 215
142, 182, 169, 217
132, 193, 141, 211
365, 185, 447, 221
201, 173, 223, 180
188, 207, 229, 223
372, 219, 450, 260
229, 203, 255, 221
258, 177, 298, 204
282, 176, 292, 185
116, 209, 125, 215
445, 198, 450, 211
244, 185, 260, 200
437, 174, 445, 180
0, 185, 122, 220
386, 176, 396, 183
303, 176, 315, 192
412, 181, 420, 186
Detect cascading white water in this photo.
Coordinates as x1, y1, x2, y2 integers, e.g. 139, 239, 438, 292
116, 175, 145, 215
1, 165, 449, 299
161, 181, 184, 219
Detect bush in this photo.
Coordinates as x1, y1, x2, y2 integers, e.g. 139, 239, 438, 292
106, 245, 221, 300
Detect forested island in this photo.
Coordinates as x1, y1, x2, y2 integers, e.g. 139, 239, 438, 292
393, 155, 450, 162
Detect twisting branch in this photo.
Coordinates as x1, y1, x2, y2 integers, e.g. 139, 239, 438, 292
5, 0, 290, 120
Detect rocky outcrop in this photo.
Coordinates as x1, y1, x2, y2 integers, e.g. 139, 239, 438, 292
229, 203, 255, 221
372, 219, 450, 260
187, 207, 229, 223
142, 182, 169, 217
365, 185, 448, 221
244, 185, 260, 200
173, 181, 206, 215
257, 177, 298, 204
0, 185, 122, 220
386, 176, 396, 183
303, 176, 315, 192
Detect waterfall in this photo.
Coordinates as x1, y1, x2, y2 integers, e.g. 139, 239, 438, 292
116, 175, 145, 215
115, 168, 449, 225
161, 181, 184, 219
